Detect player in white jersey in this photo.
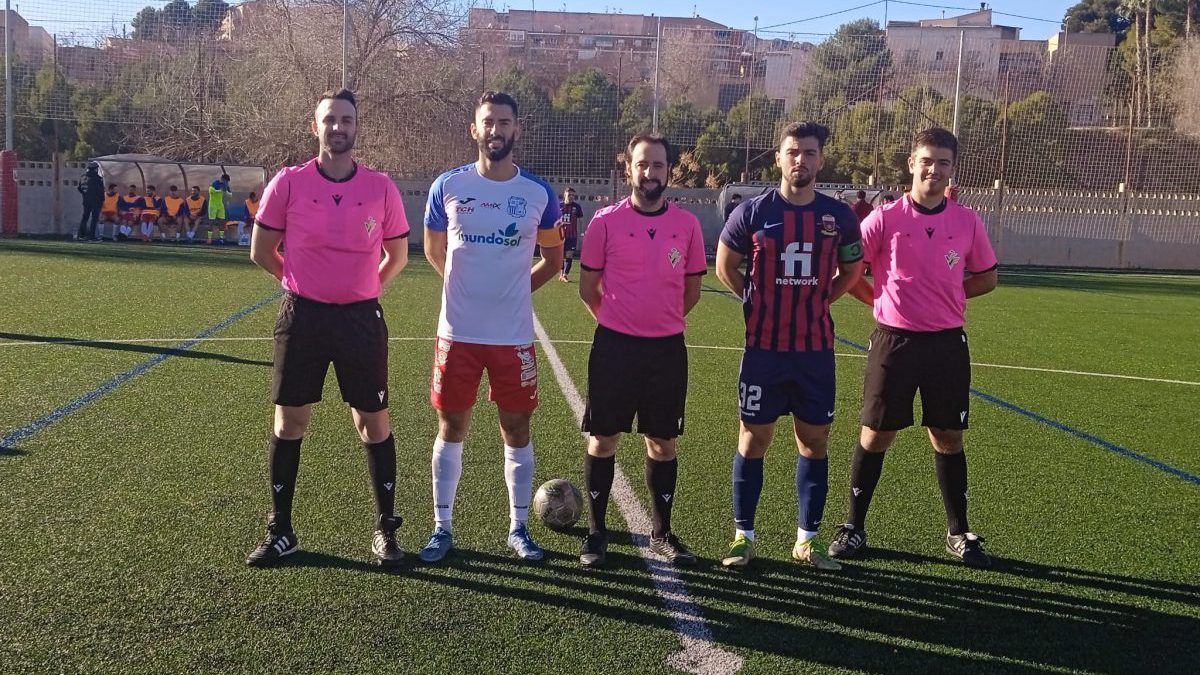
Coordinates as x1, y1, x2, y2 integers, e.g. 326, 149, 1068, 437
419, 91, 564, 563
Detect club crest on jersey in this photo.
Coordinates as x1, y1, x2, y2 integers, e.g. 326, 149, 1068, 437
363, 216, 377, 234
946, 249, 961, 269
507, 196, 527, 218
821, 214, 838, 236
667, 247, 681, 268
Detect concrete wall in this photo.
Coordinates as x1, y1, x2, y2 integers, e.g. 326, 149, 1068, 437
6, 160, 1198, 271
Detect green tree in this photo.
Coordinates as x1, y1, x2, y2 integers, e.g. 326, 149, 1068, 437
617, 87, 652, 139
70, 86, 130, 160
1063, 0, 1135, 38
551, 69, 621, 176
23, 64, 78, 160
193, 0, 231, 33
1002, 91, 1071, 188
794, 19, 890, 122
491, 67, 553, 173
159, 0, 195, 38
131, 6, 162, 41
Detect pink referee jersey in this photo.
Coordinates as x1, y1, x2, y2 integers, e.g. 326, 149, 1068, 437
580, 198, 708, 337
860, 195, 997, 332
257, 159, 410, 304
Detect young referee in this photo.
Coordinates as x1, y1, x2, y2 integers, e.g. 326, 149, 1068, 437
577, 133, 707, 568
246, 89, 411, 567
829, 127, 999, 568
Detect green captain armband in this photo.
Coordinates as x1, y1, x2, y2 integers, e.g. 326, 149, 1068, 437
838, 241, 863, 263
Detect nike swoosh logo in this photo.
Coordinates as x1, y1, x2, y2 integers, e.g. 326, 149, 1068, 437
763, 222, 783, 230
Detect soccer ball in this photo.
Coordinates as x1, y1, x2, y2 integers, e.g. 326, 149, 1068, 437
533, 478, 583, 531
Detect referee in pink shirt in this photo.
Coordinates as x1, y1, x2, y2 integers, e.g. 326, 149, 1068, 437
577, 134, 708, 568
245, 89, 411, 567
829, 128, 999, 568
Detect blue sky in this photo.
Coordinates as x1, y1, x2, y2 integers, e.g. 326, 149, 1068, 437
23, 0, 1080, 44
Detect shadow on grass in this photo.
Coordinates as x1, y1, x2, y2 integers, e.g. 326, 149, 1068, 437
324, 542, 1196, 673
0, 332, 271, 367
0, 239, 254, 268
0, 445, 28, 457
999, 270, 1200, 298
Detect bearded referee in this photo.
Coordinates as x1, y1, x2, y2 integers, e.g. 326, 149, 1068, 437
828, 128, 999, 568
577, 134, 707, 568
246, 89, 411, 567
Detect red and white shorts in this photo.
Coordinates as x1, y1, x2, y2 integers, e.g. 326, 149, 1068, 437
431, 337, 538, 413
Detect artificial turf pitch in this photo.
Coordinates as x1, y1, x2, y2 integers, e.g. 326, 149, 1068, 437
1, 239, 1197, 674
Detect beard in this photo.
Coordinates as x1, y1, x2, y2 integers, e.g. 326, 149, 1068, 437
324, 132, 355, 155
478, 134, 515, 161
634, 178, 666, 202
788, 170, 814, 189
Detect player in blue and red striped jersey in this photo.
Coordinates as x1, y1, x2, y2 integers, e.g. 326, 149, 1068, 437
715, 121, 863, 569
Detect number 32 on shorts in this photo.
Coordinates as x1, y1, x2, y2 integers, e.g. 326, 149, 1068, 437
739, 383, 762, 414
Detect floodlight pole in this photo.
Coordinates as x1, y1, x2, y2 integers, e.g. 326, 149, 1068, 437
744, 16, 757, 183
651, 16, 662, 133
5, 0, 13, 151
951, 30, 963, 137
342, 0, 348, 90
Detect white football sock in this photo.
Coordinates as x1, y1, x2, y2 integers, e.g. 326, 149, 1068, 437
432, 437, 463, 532
797, 527, 818, 544
736, 528, 756, 542
504, 442, 535, 530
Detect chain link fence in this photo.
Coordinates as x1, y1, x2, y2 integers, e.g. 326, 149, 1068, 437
3, 1, 1198, 267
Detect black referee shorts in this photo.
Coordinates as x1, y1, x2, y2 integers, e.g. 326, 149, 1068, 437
860, 324, 971, 431
271, 292, 390, 412
582, 325, 688, 440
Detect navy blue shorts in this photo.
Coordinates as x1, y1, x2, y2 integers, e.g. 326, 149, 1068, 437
737, 348, 836, 426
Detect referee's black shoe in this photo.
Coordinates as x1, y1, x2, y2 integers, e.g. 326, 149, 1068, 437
946, 531, 992, 568
579, 531, 608, 568
246, 516, 299, 566
650, 532, 697, 566
828, 524, 868, 559
372, 514, 405, 567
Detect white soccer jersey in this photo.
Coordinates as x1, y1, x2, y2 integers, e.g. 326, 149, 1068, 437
424, 164, 561, 345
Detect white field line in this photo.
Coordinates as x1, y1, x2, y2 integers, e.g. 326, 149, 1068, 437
532, 313, 744, 675
3, 335, 1197, 387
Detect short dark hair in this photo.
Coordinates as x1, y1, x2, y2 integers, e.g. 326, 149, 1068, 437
318, 88, 357, 111
912, 127, 958, 161
128, 184, 137, 188
107, 183, 116, 189
780, 122, 830, 151
169, 185, 178, 190
147, 185, 156, 191
477, 91, 519, 119
856, 190, 866, 199
731, 193, 742, 201
626, 133, 673, 165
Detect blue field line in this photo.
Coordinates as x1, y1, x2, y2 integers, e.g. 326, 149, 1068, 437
833, 336, 1200, 487
0, 292, 282, 449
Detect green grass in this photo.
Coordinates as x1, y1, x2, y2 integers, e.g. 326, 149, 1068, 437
1, 239, 1197, 674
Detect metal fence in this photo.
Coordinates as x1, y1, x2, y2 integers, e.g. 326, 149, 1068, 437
3, 1, 1199, 268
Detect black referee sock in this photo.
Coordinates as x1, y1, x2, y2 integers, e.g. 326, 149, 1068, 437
646, 456, 678, 539
268, 435, 302, 531
847, 443, 886, 530
584, 453, 615, 534
935, 450, 970, 536
365, 434, 397, 520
